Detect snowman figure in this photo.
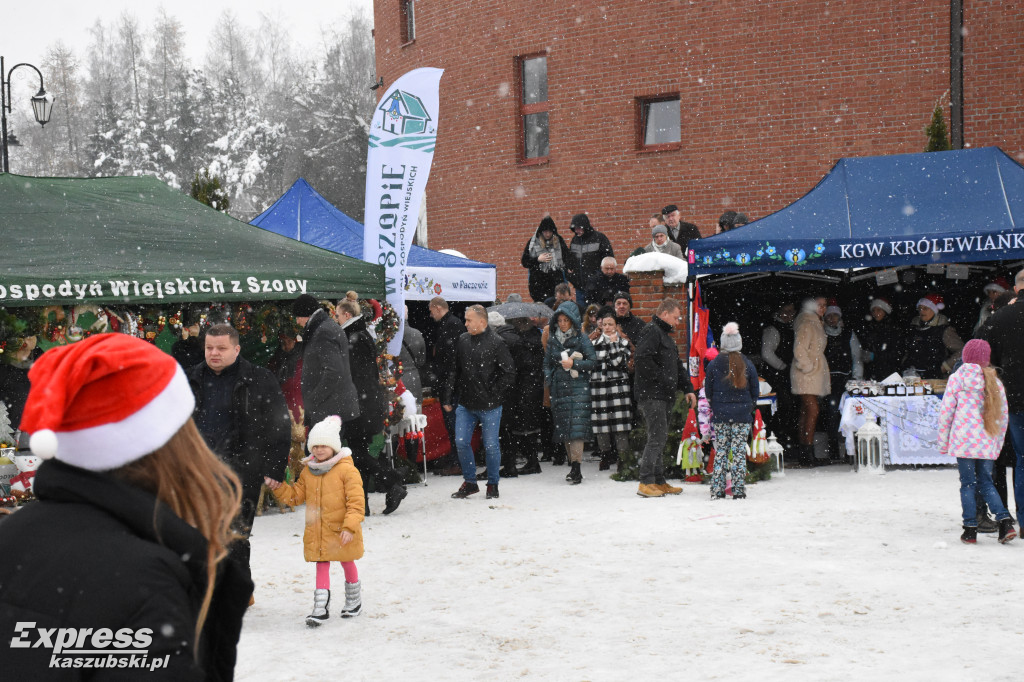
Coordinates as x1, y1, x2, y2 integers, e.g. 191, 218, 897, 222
10, 453, 42, 500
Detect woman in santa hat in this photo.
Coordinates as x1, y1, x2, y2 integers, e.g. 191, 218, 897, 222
0, 334, 250, 679
904, 293, 964, 378
857, 297, 904, 381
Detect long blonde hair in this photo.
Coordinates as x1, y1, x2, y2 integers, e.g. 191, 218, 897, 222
982, 366, 1005, 437
113, 419, 242, 656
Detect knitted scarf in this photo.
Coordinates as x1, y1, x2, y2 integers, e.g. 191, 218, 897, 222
529, 234, 563, 273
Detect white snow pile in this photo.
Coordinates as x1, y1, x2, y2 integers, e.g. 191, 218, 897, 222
623, 251, 688, 283
238, 464, 1016, 680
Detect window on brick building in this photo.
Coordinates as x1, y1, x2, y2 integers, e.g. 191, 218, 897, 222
400, 0, 416, 43
518, 55, 549, 161
637, 96, 681, 150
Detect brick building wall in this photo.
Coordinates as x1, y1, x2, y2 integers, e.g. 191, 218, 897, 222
373, 1, 1024, 300
626, 270, 688, 353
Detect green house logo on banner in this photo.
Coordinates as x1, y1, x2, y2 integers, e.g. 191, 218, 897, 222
379, 90, 432, 135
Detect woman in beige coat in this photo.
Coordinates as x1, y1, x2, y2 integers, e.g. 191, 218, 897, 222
791, 297, 830, 466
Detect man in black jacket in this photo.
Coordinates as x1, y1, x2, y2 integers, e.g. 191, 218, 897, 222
978, 268, 1024, 525
443, 305, 515, 499
188, 324, 291, 577
613, 291, 646, 343
430, 296, 466, 471
634, 299, 697, 498
336, 299, 408, 515
291, 294, 361, 427
662, 204, 703, 254
568, 213, 615, 310
584, 257, 631, 307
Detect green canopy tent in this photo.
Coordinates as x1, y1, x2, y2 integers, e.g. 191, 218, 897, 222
0, 174, 384, 307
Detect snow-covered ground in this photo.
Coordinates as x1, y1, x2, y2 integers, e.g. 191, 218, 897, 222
238, 463, 1021, 681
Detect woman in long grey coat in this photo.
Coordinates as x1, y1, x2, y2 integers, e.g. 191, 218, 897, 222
545, 301, 597, 484
791, 296, 830, 466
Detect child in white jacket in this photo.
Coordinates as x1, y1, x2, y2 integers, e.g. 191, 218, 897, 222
937, 339, 1016, 545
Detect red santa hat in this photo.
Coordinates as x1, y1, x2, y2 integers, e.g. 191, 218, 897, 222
916, 293, 945, 314
869, 297, 893, 315
19, 334, 195, 471
825, 298, 842, 318
984, 277, 1011, 295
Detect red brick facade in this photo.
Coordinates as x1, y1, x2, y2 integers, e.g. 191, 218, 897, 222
373, 1, 1024, 300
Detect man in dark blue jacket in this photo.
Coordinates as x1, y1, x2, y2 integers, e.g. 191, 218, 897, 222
633, 299, 696, 498
443, 305, 515, 500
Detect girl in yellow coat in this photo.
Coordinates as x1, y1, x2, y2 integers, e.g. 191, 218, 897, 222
265, 415, 365, 627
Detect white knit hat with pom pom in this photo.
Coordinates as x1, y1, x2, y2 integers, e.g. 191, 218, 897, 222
720, 322, 743, 352
307, 415, 343, 454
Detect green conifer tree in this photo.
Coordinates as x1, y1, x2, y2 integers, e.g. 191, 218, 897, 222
925, 104, 951, 152
190, 169, 231, 212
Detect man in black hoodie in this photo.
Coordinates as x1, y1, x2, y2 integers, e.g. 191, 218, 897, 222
430, 296, 466, 472
568, 213, 614, 310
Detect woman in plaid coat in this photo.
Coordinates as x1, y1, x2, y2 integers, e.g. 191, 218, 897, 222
591, 310, 633, 471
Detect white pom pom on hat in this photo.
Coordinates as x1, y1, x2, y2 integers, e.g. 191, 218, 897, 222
19, 334, 195, 472
720, 322, 743, 352
29, 429, 58, 459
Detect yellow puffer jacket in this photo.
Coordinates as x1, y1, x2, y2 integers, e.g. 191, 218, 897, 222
271, 451, 365, 562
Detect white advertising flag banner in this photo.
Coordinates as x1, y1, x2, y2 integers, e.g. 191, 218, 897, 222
363, 67, 444, 355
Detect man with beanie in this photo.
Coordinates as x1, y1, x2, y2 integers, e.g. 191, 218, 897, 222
292, 294, 361, 428
568, 213, 614, 310
661, 204, 702, 254
643, 224, 684, 259
613, 291, 646, 343
979, 268, 1024, 530
634, 299, 696, 497
584, 257, 631, 307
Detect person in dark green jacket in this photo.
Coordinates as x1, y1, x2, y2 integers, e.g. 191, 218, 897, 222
544, 301, 597, 485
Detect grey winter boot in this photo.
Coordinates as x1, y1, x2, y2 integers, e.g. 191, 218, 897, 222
306, 588, 330, 627
341, 580, 362, 618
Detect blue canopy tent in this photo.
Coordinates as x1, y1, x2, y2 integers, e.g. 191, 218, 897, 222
251, 179, 497, 301
690, 147, 1024, 276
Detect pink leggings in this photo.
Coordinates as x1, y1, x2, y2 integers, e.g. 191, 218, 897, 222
315, 561, 358, 589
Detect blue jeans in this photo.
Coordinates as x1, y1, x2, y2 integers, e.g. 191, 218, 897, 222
1007, 413, 1024, 521
455, 405, 503, 485
957, 458, 1011, 526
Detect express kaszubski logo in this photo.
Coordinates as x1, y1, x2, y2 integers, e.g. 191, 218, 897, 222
10, 622, 172, 671
369, 89, 436, 153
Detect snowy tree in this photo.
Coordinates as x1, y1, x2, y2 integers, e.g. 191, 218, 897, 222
191, 168, 231, 212
925, 103, 951, 152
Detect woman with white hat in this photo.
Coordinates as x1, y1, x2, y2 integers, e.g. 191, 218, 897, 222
0, 334, 250, 678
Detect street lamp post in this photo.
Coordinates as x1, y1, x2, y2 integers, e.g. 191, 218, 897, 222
1, 56, 54, 173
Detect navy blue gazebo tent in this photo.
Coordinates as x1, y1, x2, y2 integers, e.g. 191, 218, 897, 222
690, 147, 1024, 275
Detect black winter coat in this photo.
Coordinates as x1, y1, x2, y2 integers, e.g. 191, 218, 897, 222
442, 327, 515, 411
300, 309, 361, 426
669, 221, 702, 254
584, 272, 631, 307
342, 316, 389, 437
188, 357, 291, 488
567, 215, 614, 290
431, 311, 465, 387
857, 317, 903, 380
634, 316, 694, 402
504, 325, 545, 429
521, 223, 571, 303
0, 460, 252, 681
979, 302, 1024, 412
615, 313, 647, 345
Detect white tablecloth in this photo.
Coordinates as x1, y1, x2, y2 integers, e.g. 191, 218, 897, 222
838, 394, 947, 465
